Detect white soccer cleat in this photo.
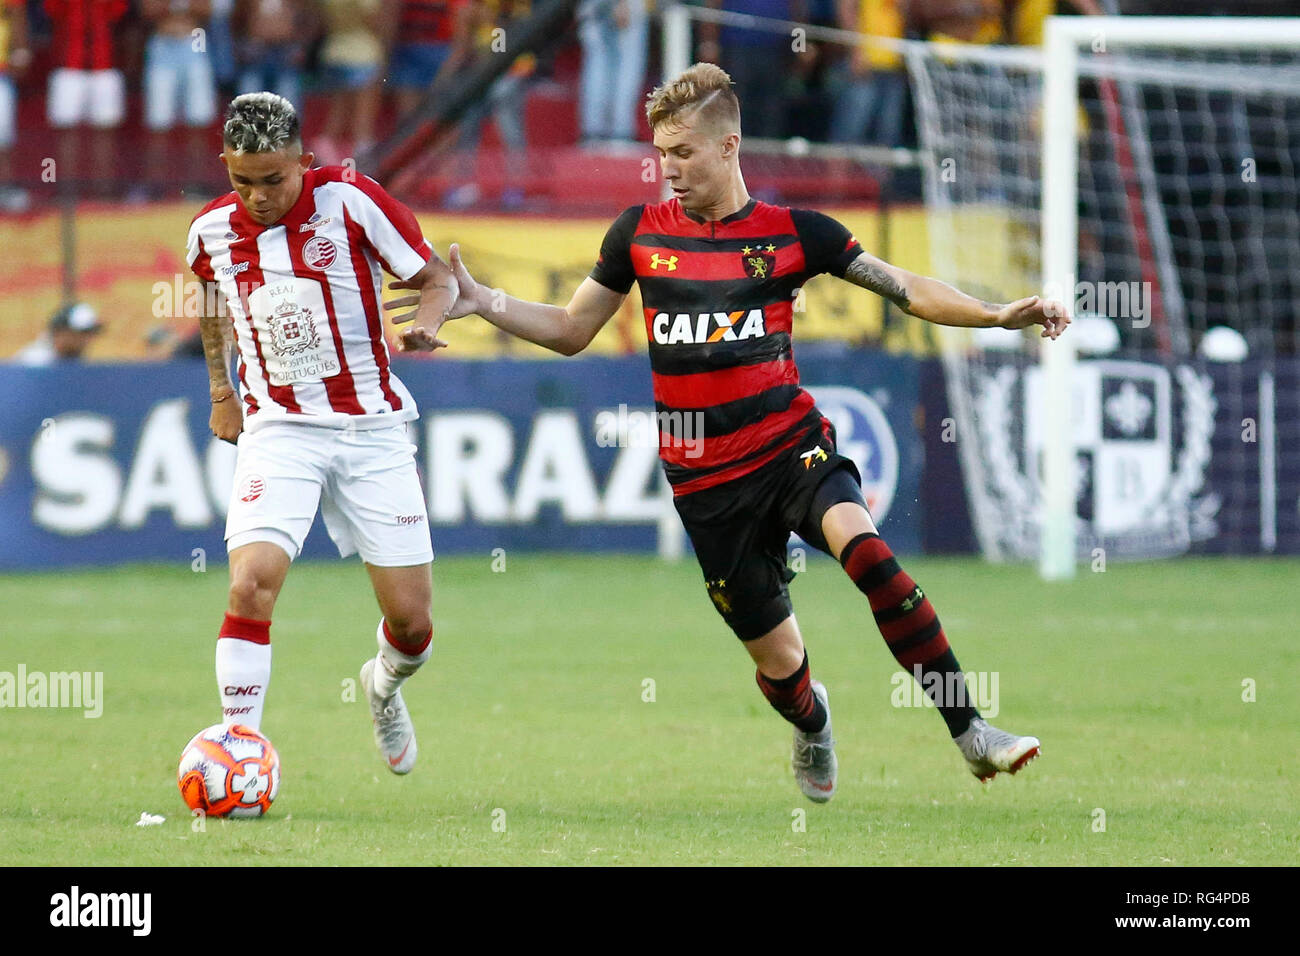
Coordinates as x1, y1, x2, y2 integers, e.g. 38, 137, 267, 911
792, 680, 837, 803
954, 717, 1040, 782
359, 658, 417, 775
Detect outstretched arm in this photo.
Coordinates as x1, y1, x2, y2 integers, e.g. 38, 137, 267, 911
384, 250, 461, 352
843, 250, 1071, 339
387, 243, 626, 356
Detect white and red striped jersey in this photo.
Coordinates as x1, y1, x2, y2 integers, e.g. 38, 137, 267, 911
186, 166, 432, 432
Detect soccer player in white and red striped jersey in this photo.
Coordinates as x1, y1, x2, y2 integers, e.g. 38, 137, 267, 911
188, 92, 458, 775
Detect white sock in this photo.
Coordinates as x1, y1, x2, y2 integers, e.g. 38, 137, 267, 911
372, 618, 431, 699
216, 632, 272, 730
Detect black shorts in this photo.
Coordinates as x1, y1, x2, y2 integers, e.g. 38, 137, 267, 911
673, 416, 866, 641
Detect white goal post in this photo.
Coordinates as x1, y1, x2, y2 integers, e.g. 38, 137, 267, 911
1038, 16, 1300, 578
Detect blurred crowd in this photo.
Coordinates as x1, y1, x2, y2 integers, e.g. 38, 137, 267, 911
699, 0, 1104, 147
0, 0, 1133, 213
2, 0, 1266, 363
1, 1, 543, 207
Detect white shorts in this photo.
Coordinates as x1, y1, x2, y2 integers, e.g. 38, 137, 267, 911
225, 421, 434, 567
47, 69, 125, 128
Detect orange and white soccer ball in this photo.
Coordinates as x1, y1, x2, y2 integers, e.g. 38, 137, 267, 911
178, 723, 280, 818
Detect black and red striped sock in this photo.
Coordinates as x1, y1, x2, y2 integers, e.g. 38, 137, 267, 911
755, 651, 827, 734
840, 532, 979, 737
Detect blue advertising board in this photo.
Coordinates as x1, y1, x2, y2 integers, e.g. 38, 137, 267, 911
0, 345, 923, 568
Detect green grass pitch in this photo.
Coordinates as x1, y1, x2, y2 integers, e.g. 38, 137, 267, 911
0, 554, 1295, 865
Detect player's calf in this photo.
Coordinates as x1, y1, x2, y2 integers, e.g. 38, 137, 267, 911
754, 649, 827, 733
838, 532, 981, 738
371, 618, 432, 699
216, 613, 271, 730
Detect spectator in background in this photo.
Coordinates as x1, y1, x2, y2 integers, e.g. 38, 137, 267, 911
0, 0, 30, 211
391, 0, 463, 121
908, 0, 1003, 44
233, 0, 318, 107
442, 0, 536, 211
146, 320, 206, 359
141, 0, 219, 197
699, 0, 801, 140
45, 0, 129, 198
782, 0, 837, 141
909, 0, 1102, 46
208, 0, 240, 98
1012, 0, 1103, 45
830, 0, 1103, 150
14, 302, 103, 366
577, 0, 648, 149
829, 0, 908, 148
317, 0, 397, 166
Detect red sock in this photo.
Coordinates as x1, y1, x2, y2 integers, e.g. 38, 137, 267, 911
840, 533, 979, 736
755, 651, 827, 733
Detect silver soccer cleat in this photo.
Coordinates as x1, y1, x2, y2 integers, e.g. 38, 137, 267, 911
359, 658, 417, 775
954, 717, 1040, 781
792, 680, 838, 803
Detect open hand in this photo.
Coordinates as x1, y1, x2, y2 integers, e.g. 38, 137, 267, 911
997, 295, 1071, 340
385, 243, 482, 352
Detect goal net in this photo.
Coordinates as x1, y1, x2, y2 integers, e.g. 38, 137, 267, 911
905, 16, 1300, 570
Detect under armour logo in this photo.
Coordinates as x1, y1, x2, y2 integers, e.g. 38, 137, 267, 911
650, 253, 678, 271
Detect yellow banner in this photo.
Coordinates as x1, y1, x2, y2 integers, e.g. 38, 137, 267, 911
0, 202, 937, 361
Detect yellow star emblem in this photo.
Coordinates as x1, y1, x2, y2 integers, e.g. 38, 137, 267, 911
741, 246, 752, 255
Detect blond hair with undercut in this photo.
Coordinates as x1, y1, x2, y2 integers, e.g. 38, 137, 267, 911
645, 62, 742, 134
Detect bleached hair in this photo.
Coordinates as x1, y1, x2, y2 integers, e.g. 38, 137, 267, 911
223, 92, 301, 154
645, 62, 741, 133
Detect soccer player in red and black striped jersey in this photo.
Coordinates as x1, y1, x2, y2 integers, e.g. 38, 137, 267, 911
393, 63, 1069, 800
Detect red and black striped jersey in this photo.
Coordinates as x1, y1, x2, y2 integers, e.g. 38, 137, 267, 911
589, 198, 863, 495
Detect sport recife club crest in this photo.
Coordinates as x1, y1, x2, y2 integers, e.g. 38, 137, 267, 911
741, 244, 776, 279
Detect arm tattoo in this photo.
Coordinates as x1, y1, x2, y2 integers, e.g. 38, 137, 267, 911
198, 286, 232, 390
844, 254, 910, 310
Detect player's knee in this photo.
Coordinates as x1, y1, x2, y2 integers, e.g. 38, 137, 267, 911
227, 572, 277, 620
384, 611, 432, 649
